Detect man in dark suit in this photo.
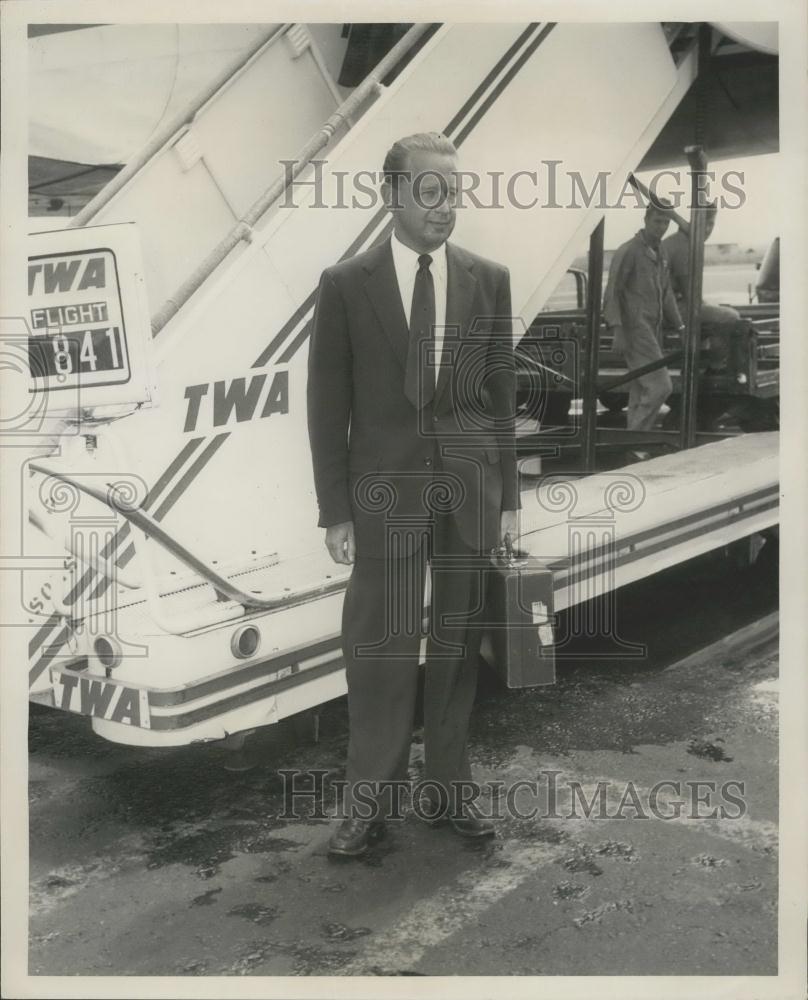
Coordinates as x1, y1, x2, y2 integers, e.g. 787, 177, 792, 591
307, 132, 519, 856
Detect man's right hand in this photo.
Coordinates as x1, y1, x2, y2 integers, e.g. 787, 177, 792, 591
325, 521, 355, 565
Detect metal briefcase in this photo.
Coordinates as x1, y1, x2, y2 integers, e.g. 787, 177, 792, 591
486, 544, 556, 689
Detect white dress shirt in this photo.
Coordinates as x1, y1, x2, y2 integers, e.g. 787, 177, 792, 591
390, 231, 448, 371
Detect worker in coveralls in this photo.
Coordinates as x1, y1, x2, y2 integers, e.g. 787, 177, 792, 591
602, 202, 686, 434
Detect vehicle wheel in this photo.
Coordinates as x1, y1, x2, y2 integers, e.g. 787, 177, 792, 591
598, 392, 626, 414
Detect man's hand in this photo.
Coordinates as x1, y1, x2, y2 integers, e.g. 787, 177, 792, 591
325, 520, 355, 565
500, 509, 519, 550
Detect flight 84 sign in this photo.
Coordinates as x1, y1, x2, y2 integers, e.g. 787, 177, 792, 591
27, 224, 157, 412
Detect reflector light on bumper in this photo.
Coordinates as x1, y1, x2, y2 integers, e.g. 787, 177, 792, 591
231, 625, 261, 659
94, 636, 122, 669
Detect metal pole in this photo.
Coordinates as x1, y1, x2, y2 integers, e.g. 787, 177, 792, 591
582, 217, 604, 471
599, 350, 683, 393
680, 144, 708, 450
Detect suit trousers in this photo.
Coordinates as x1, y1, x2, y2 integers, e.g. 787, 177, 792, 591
340, 508, 488, 819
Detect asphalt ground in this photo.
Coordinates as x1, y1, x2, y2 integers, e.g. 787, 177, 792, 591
28, 540, 779, 977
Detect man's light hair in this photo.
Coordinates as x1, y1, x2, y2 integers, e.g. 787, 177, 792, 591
382, 132, 458, 186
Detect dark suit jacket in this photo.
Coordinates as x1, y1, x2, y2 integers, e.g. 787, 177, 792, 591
307, 237, 520, 557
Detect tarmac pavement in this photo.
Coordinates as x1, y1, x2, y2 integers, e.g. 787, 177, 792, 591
27, 547, 779, 977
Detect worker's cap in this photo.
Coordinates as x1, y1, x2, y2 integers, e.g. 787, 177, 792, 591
644, 196, 675, 219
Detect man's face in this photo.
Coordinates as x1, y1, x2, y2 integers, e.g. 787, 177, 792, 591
386, 149, 458, 253
644, 210, 671, 245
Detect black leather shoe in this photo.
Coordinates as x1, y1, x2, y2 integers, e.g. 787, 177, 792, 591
418, 797, 495, 839
328, 818, 385, 857
447, 809, 495, 839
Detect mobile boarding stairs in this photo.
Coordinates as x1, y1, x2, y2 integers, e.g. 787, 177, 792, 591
23, 22, 779, 745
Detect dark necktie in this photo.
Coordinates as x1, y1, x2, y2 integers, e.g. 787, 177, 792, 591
405, 253, 435, 408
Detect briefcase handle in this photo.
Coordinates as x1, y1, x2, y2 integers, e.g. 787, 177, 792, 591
491, 533, 529, 568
